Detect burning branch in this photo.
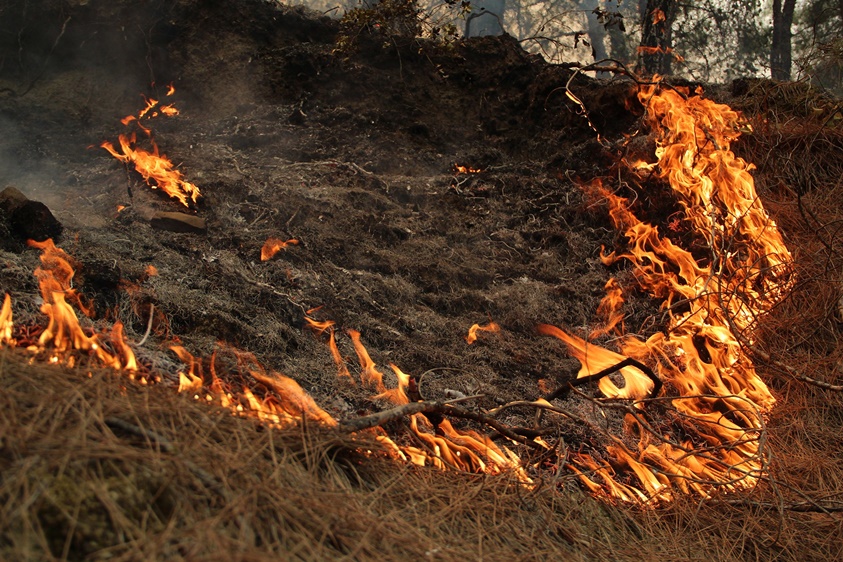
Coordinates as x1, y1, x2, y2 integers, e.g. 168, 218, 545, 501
541, 356, 663, 401
337, 400, 545, 450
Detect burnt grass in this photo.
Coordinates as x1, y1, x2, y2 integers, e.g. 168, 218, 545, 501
2, 0, 843, 560
0, 0, 654, 425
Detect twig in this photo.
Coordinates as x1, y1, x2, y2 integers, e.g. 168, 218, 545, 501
105, 416, 174, 453
543, 357, 663, 401
337, 401, 544, 450
709, 498, 843, 513
136, 304, 154, 347
104, 416, 227, 497
749, 346, 843, 392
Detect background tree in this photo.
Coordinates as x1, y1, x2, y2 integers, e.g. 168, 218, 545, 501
637, 0, 677, 75
772, 0, 797, 80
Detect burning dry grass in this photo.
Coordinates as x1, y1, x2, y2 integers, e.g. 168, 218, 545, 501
1, 345, 842, 561
0, 350, 636, 561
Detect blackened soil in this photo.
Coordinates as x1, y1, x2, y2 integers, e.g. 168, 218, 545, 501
0, 0, 664, 459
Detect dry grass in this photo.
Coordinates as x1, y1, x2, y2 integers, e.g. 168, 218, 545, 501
1, 344, 842, 562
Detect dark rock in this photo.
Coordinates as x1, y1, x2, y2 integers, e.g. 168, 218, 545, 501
150, 211, 207, 234
0, 186, 63, 246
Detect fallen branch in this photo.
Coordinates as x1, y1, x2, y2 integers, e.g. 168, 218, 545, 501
749, 347, 843, 392
337, 401, 545, 450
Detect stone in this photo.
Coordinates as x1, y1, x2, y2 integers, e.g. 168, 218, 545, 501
150, 211, 207, 234
0, 186, 63, 244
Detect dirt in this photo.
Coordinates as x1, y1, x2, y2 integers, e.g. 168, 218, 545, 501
0, 0, 691, 472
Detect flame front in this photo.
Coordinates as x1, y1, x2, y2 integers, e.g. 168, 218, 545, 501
543, 84, 793, 500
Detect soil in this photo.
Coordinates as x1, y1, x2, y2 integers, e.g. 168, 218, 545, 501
0, 0, 705, 474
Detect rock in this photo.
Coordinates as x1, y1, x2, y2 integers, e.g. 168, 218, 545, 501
150, 211, 206, 234
0, 186, 63, 245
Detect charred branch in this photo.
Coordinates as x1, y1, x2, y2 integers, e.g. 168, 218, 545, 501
543, 357, 663, 402
337, 401, 545, 450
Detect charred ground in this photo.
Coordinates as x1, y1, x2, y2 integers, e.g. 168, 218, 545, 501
0, 0, 657, 420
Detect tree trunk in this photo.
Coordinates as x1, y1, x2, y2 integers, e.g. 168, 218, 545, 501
465, 0, 505, 37
605, 0, 630, 63
771, 0, 797, 81
638, 0, 677, 76
581, 0, 608, 62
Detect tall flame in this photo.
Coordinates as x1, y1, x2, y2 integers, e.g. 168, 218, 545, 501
543, 84, 793, 500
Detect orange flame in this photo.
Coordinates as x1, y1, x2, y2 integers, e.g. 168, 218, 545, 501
101, 133, 201, 207
544, 84, 793, 501
103, 87, 200, 208
305, 316, 353, 382
454, 164, 483, 174
0, 294, 14, 346
348, 329, 386, 392
589, 279, 625, 338
465, 321, 500, 344
260, 238, 299, 261
23, 239, 143, 370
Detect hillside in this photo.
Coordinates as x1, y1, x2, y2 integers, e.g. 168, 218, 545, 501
1, 0, 842, 559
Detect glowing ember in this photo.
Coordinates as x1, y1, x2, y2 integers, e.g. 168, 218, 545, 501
542, 84, 793, 501
454, 164, 483, 174
260, 238, 299, 261
465, 321, 500, 344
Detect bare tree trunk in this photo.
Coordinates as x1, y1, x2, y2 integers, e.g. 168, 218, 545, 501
465, 0, 505, 37
605, 0, 629, 62
771, 0, 797, 81
637, 0, 677, 75
581, 0, 608, 62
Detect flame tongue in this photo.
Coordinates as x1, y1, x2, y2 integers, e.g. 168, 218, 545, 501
545, 85, 793, 500
102, 86, 201, 208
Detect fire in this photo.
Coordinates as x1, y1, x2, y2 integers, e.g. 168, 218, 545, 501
0, 294, 13, 345
541, 84, 793, 500
102, 85, 201, 208
305, 316, 353, 381
11, 239, 139, 372
589, 279, 624, 338
465, 321, 500, 344
102, 133, 201, 208
454, 164, 482, 174
260, 238, 299, 261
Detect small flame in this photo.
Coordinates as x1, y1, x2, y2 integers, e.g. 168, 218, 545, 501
589, 279, 625, 338
103, 86, 201, 208
348, 329, 386, 392
102, 133, 201, 207
465, 321, 500, 344
0, 294, 14, 346
454, 164, 483, 174
260, 238, 299, 261
305, 316, 353, 381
